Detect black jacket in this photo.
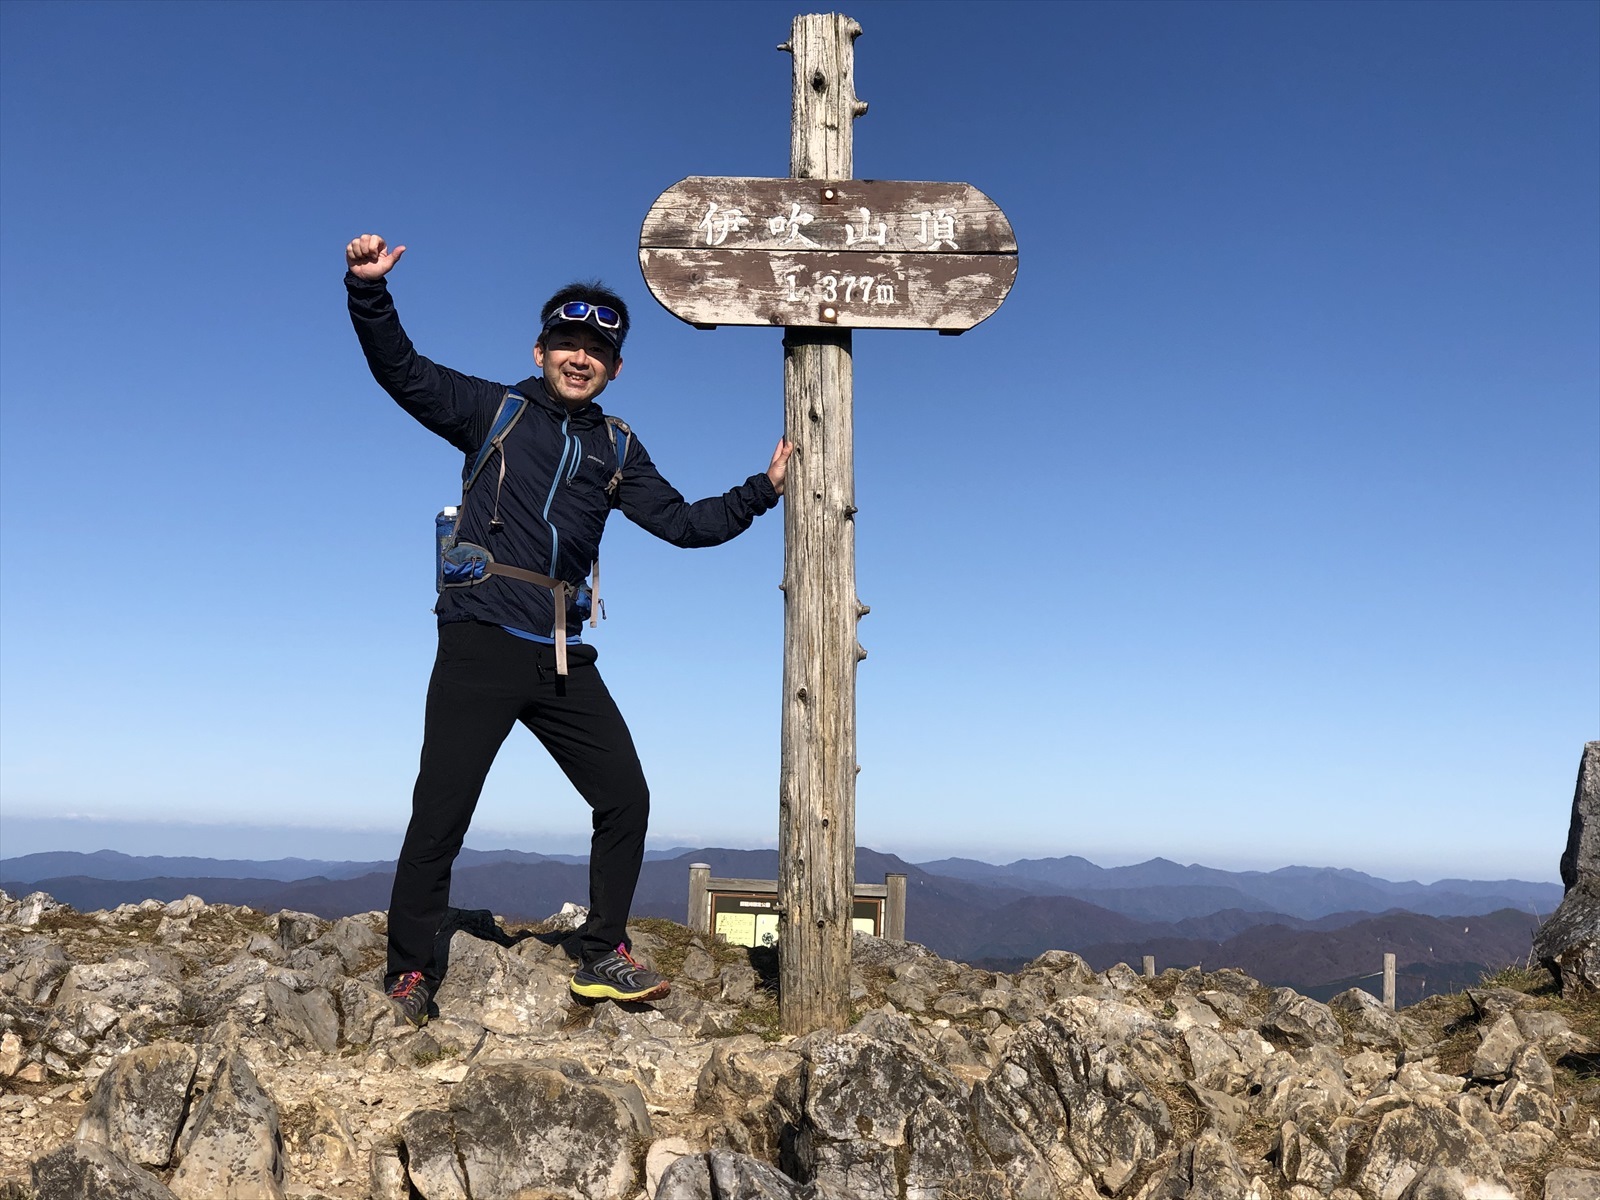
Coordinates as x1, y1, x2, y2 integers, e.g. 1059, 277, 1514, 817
346, 273, 779, 639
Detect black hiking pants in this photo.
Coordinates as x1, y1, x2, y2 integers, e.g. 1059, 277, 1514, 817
385, 620, 649, 988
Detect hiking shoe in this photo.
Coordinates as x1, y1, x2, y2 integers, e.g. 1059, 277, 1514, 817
386, 970, 432, 1027
570, 944, 670, 1002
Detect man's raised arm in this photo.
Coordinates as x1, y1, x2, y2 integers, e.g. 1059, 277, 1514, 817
344, 233, 498, 454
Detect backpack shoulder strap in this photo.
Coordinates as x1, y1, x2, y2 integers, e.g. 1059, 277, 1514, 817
586, 415, 634, 630
463, 389, 528, 491
603, 415, 631, 508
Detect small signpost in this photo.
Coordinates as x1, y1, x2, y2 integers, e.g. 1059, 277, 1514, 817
639, 13, 1018, 1034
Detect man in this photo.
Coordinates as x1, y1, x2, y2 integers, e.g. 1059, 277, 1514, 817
345, 233, 791, 1025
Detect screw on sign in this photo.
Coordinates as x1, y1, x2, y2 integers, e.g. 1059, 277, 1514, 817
637, 13, 1018, 1035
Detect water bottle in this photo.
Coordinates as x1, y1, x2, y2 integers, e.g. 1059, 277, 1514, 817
434, 506, 459, 593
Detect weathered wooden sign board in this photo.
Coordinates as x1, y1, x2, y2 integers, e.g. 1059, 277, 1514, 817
640, 176, 1017, 332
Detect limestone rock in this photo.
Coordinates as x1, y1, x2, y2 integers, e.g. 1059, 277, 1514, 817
1471, 1013, 1525, 1081
932, 990, 978, 1018
314, 915, 384, 972
368, 1132, 411, 1200
777, 1014, 982, 1200
680, 944, 717, 982
281, 1095, 360, 1181
1273, 1118, 1357, 1191
7, 891, 69, 928
1134, 1130, 1267, 1200
0, 939, 70, 1004
1535, 879, 1600, 997
1024, 947, 1098, 981
1513, 1009, 1573, 1043
55, 956, 184, 1025
264, 979, 339, 1055
1167, 992, 1222, 1032
398, 1108, 464, 1199
336, 978, 394, 1047
1183, 1025, 1239, 1089
168, 1048, 285, 1200
161, 896, 204, 918
29, 1140, 177, 1200
1465, 987, 1531, 1022
1264, 989, 1343, 1047
76, 1040, 198, 1168
1195, 988, 1254, 1025
428, 930, 574, 1037
1493, 1077, 1560, 1127
972, 1006, 1172, 1196
243, 932, 285, 964
1495, 1121, 1558, 1163
1344, 1049, 1398, 1097
658, 1149, 856, 1200
1399, 1165, 1516, 1200
273, 911, 328, 952
1509, 1041, 1555, 1095
884, 978, 931, 1012
1328, 986, 1406, 1048
1447, 1092, 1500, 1141
695, 1037, 801, 1159
1188, 1129, 1267, 1200
1354, 1099, 1513, 1200
0, 1030, 23, 1078
719, 960, 758, 1005
1103, 960, 1152, 999
1184, 1082, 1246, 1135
1535, 741, 1600, 995
403, 1058, 650, 1200
645, 1137, 697, 1195
1559, 741, 1600, 889
1545, 1168, 1600, 1200
1395, 1056, 1466, 1098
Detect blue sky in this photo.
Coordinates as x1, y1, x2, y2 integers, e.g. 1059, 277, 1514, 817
1, 1, 1594, 882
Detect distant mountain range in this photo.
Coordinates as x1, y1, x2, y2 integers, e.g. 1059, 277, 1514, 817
2, 847, 1557, 1003
919, 855, 1559, 920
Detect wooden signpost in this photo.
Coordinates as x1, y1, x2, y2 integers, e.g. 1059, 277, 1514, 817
638, 13, 1018, 1034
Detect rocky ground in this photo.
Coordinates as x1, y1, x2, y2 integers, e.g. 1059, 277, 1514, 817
0, 887, 1596, 1200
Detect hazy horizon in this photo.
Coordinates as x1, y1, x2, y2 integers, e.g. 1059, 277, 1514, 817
0, 813, 1565, 885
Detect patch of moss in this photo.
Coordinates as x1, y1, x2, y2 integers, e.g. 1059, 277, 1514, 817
410, 1045, 457, 1068
729, 1006, 785, 1043
278, 1101, 319, 1149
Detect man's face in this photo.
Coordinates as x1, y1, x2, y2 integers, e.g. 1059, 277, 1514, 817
534, 323, 622, 409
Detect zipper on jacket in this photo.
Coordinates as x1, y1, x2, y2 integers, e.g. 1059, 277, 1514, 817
541, 420, 572, 572
566, 438, 583, 482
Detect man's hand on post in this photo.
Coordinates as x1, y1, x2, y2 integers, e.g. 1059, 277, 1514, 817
767, 437, 795, 496
346, 233, 406, 280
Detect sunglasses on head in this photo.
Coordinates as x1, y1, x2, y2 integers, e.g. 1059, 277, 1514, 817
550, 301, 621, 330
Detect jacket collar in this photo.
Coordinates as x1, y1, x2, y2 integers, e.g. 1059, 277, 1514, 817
518, 375, 606, 428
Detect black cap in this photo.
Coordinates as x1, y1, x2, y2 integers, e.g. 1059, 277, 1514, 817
539, 307, 623, 352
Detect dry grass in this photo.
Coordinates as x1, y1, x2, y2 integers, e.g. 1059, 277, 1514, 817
630, 916, 754, 984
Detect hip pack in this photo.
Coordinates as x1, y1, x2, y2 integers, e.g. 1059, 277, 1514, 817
433, 388, 631, 675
